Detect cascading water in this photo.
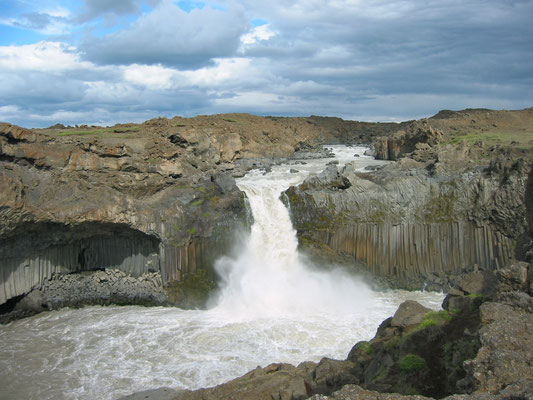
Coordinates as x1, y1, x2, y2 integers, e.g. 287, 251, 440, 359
0, 146, 444, 400
212, 150, 375, 319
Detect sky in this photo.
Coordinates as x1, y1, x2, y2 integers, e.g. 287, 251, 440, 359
0, 0, 532, 127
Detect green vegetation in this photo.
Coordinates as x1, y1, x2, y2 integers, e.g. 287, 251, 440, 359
188, 226, 197, 235
354, 341, 373, 354
222, 118, 237, 123
384, 336, 400, 350
421, 182, 457, 223
416, 310, 452, 331
446, 129, 533, 149
54, 126, 141, 137
368, 209, 387, 223
191, 198, 204, 207
399, 354, 427, 372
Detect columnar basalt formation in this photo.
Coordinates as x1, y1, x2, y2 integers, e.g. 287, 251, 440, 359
285, 137, 530, 289
1, 109, 532, 311
1, 114, 401, 309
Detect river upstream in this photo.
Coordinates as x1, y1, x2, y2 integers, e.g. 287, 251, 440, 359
0, 146, 444, 400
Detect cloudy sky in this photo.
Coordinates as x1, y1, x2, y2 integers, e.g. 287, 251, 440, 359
1, 0, 532, 127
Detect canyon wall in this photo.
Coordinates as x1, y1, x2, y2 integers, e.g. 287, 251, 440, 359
285, 144, 529, 289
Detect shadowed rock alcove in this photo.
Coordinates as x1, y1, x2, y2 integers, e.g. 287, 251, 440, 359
0, 222, 161, 304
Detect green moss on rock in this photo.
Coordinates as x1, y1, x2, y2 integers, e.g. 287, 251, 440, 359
399, 354, 427, 372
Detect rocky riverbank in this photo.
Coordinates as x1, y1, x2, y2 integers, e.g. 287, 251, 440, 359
0, 269, 167, 324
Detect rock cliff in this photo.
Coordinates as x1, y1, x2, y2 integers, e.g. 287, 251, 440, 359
0, 114, 398, 311
285, 115, 532, 289
1, 108, 532, 312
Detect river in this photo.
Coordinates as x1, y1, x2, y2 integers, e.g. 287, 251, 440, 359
0, 146, 444, 400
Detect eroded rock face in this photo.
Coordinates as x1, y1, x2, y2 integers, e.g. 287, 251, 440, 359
465, 299, 533, 393
285, 143, 529, 290
527, 166, 533, 234
0, 114, 402, 310
374, 122, 445, 161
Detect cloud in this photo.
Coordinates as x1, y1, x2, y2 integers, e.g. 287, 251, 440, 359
0, 10, 71, 35
0, 41, 90, 72
0, 0, 531, 128
241, 24, 275, 45
81, 1, 249, 68
76, 0, 141, 22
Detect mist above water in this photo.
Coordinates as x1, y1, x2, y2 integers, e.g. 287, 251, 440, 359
0, 146, 444, 400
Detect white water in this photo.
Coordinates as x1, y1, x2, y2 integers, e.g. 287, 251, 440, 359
0, 146, 443, 400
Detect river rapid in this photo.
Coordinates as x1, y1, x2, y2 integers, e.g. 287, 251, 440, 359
0, 146, 444, 400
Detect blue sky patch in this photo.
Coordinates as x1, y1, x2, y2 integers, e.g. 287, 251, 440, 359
0, 24, 46, 46
176, 1, 206, 13
251, 19, 268, 27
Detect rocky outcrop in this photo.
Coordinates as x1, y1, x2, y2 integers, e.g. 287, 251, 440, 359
285, 143, 529, 290
0, 113, 402, 312
374, 122, 444, 161
525, 167, 533, 234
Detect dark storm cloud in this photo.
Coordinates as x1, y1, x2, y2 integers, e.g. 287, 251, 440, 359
239, 0, 533, 103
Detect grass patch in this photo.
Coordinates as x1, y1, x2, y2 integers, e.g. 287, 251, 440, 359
222, 118, 237, 123
399, 354, 427, 372
446, 129, 533, 149
191, 198, 204, 207
416, 310, 452, 331
188, 227, 197, 235
54, 126, 141, 137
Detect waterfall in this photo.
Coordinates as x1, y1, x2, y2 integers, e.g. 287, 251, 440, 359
0, 146, 445, 400
211, 149, 375, 319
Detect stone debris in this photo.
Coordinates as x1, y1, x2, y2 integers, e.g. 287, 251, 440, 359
36, 269, 168, 310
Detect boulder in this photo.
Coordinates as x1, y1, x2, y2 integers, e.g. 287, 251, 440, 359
308, 358, 359, 395
174, 363, 309, 400
391, 300, 432, 328
457, 270, 497, 297
496, 262, 529, 293
211, 172, 237, 194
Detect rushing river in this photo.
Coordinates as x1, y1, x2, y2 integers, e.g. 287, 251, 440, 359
0, 146, 444, 400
